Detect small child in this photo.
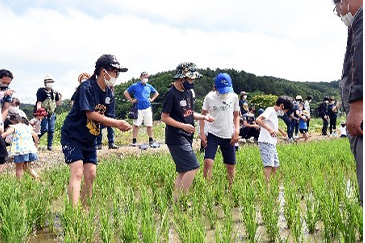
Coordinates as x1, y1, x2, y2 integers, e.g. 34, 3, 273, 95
256, 96, 293, 190
1, 114, 39, 179
298, 110, 309, 141
29, 108, 47, 136
340, 121, 347, 138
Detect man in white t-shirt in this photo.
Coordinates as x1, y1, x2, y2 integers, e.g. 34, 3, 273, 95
199, 73, 240, 186
256, 96, 293, 190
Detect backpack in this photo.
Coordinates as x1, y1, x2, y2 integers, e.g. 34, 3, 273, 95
128, 103, 138, 120
41, 90, 57, 115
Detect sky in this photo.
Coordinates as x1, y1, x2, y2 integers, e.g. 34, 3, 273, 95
0, 0, 348, 104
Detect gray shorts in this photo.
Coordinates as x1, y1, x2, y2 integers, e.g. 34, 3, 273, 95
168, 143, 200, 173
258, 142, 279, 168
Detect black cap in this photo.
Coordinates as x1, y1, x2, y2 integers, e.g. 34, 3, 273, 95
95, 54, 128, 72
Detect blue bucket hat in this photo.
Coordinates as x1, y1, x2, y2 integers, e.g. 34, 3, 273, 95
215, 73, 233, 94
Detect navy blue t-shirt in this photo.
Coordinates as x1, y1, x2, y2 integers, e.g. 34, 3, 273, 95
61, 79, 115, 151
162, 86, 194, 145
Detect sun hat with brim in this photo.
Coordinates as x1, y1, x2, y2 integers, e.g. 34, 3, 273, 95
95, 54, 128, 72
173, 62, 202, 79
215, 73, 233, 94
44, 75, 55, 83
34, 108, 48, 117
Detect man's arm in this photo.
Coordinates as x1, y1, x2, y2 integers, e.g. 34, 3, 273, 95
150, 91, 159, 102
124, 90, 137, 103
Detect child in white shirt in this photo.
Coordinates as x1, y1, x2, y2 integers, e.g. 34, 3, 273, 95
256, 96, 293, 190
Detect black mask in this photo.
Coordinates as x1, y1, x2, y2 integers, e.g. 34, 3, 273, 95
183, 81, 194, 90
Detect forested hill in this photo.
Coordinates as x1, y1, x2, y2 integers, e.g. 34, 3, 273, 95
113, 68, 340, 119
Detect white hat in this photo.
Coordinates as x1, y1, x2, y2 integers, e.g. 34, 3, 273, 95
44, 74, 55, 82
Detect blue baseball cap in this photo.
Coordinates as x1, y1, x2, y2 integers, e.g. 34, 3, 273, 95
215, 73, 233, 94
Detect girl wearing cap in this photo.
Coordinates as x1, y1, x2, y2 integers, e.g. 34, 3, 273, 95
29, 108, 48, 136
61, 54, 132, 207
161, 62, 214, 202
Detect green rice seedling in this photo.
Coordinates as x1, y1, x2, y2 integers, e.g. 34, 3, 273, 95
260, 190, 279, 242
205, 185, 218, 229
338, 198, 357, 243
290, 204, 302, 243
61, 198, 96, 243
119, 190, 139, 243
220, 197, 234, 242
100, 201, 115, 243
156, 209, 169, 242
283, 184, 300, 229
140, 187, 157, 243
239, 202, 257, 242
0, 198, 29, 243
304, 193, 320, 234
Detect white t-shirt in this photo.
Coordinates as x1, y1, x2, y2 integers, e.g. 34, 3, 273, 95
340, 126, 347, 136
258, 107, 279, 145
202, 91, 240, 139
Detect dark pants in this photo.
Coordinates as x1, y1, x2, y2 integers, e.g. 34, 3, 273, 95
292, 119, 299, 136
240, 127, 260, 140
329, 117, 337, 134
96, 126, 115, 145
280, 114, 293, 139
349, 134, 363, 204
322, 117, 329, 135
40, 113, 56, 148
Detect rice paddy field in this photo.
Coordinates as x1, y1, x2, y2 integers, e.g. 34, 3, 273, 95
0, 137, 362, 242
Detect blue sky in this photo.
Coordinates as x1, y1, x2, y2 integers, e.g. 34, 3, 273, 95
0, 0, 348, 103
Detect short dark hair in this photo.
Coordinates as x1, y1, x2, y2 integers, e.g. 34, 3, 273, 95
9, 113, 22, 124
306, 95, 313, 100
333, 0, 340, 4
0, 69, 13, 79
276, 96, 293, 110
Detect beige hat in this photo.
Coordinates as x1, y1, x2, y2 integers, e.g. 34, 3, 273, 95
44, 74, 55, 83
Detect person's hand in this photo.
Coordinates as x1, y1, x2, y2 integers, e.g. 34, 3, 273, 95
182, 124, 195, 134
4, 89, 14, 96
132, 99, 138, 104
253, 125, 260, 130
230, 132, 239, 145
204, 114, 215, 123
268, 128, 277, 137
200, 133, 207, 148
116, 120, 132, 132
347, 100, 363, 136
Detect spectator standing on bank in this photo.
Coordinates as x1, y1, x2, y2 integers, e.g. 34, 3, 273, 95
29, 108, 47, 136
0, 69, 15, 172
340, 121, 348, 138
36, 75, 62, 151
333, 0, 363, 204
304, 95, 313, 128
124, 72, 159, 146
318, 96, 330, 135
328, 97, 339, 135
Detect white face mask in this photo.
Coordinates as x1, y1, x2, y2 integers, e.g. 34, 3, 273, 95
141, 78, 149, 84
103, 70, 117, 87
45, 83, 53, 89
340, 1, 354, 26
276, 109, 285, 117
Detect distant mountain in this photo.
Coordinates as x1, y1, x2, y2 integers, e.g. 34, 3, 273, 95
113, 68, 340, 119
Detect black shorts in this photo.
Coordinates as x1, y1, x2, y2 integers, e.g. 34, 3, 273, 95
0, 136, 8, 162
299, 129, 308, 134
62, 145, 97, 165
204, 133, 236, 165
167, 142, 199, 173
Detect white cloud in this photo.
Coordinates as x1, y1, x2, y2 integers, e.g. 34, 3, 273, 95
0, 0, 348, 104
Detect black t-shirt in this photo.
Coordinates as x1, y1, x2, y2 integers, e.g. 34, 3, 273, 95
162, 86, 194, 145
36, 88, 60, 103
61, 79, 115, 151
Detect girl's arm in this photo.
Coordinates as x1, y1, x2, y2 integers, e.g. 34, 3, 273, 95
86, 111, 132, 132
1, 127, 15, 139
31, 131, 39, 147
